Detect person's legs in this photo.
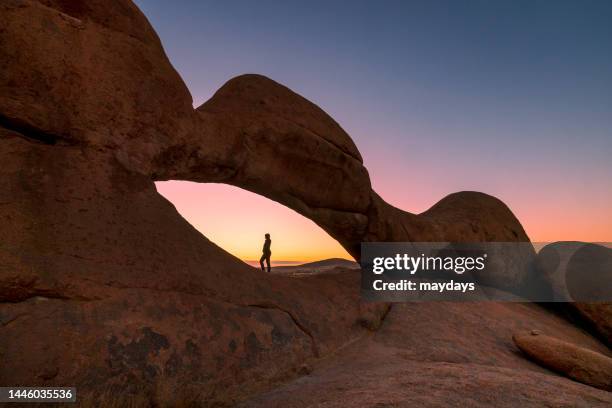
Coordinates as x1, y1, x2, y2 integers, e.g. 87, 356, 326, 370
259, 254, 266, 272
265, 254, 271, 273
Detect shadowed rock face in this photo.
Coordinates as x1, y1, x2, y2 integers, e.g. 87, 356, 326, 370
1, 0, 608, 405
535, 242, 612, 346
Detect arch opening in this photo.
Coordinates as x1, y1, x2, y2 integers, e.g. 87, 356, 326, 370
155, 180, 353, 269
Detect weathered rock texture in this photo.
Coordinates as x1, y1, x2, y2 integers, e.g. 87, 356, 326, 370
244, 304, 612, 407
0, 0, 609, 406
513, 331, 612, 391
575, 303, 612, 346
0, 131, 390, 402
0, 0, 534, 290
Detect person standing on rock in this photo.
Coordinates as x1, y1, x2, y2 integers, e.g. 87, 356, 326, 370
260, 233, 272, 273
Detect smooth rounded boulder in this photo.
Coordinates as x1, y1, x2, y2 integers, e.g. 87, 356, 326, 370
513, 331, 612, 391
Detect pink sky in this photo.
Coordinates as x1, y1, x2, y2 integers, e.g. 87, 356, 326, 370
141, 0, 611, 263
156, 175, 611, 263
155, 182, 352, 262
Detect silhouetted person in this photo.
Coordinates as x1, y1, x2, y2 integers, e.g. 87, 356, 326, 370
260, 233, 272, 273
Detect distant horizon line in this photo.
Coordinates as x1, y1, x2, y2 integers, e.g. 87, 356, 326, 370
243, 257, 355, 266
242, 242, 612, 266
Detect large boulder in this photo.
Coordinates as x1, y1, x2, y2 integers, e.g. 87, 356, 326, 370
0, 0, 195, 174
513, 331, 612, 391
535, 242, 612, 345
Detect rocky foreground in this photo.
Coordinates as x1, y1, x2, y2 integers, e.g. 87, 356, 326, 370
244, 301, 612, 407
0, 1, 610, 406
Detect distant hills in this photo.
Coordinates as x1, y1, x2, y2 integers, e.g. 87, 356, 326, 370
272, 257, 359, 275
286, 258, 359, 269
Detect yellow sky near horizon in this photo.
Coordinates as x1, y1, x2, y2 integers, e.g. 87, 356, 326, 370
156, 181, 351, 262
156, 180, 611, 263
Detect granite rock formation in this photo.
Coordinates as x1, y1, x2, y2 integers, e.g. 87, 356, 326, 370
1, 0, 534, 290
513, 331, 612, 391
1, 1, 610, 406
244, 304, 612, 406
536, 242, 612, 346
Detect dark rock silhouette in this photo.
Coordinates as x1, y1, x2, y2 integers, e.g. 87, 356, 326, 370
535, 242, 612, 346
0, 1, 609, 405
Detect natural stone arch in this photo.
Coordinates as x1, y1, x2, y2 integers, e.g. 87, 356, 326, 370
3, 2, 611, 404
146, 74, 533, 289
152, 74, 530, 255
1, 0, 531, 288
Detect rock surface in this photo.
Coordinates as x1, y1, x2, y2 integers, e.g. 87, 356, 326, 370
1, 0, 534, 291
513, 331, 612, 391
242, 303, 612, 407
0, 133, 387, 404
574, 303, 612, 346
535, 242, 612, 346
189, 76, 534, 276
0, 0, 194, 172
0, 0, 609, 406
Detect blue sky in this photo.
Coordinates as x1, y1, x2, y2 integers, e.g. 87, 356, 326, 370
139, 0, 612, 245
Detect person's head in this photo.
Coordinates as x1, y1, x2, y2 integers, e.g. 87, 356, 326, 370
265, 233, 270, 239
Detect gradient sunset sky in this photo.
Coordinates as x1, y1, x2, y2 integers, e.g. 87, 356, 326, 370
136, 0, 612, 262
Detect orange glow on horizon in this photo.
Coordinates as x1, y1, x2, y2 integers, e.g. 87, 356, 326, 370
156, 179, 611, 263
155, 181, 352, 262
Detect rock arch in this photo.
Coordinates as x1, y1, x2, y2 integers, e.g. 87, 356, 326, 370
3, 2, 611, 405
154, 74, 531, 261
1, 0, 530, 287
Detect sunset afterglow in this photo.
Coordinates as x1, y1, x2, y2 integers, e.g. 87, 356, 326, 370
142, 0, 612, 262
155, 181, 351, 262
